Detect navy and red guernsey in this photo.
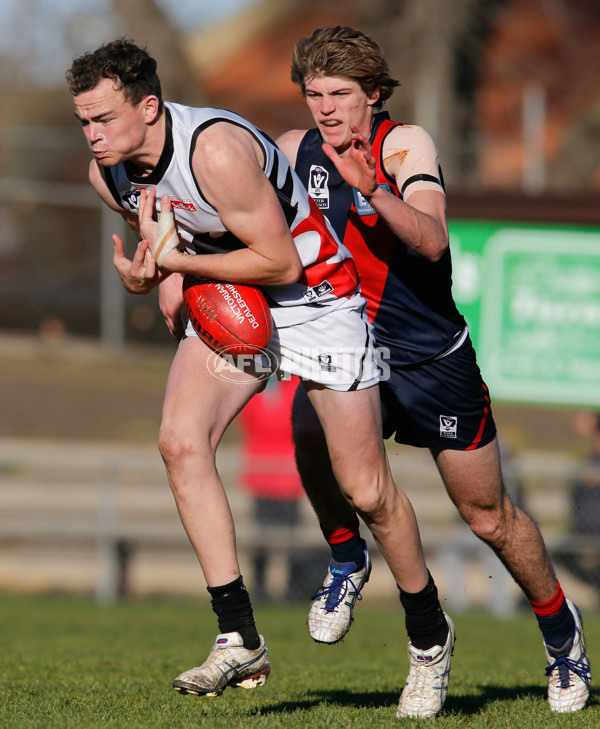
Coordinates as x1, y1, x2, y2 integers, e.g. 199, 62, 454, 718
294, 112, 467, 368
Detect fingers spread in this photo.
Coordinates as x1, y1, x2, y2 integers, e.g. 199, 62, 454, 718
112, 234, 125, 259
160, 193, 172, 214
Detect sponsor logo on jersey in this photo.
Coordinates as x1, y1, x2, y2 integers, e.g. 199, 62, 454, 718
170, 197, 197, 212
121, 190, 196, 213
439, 415, 458, 438
302, 280, 334, 303
353, 183, 391, 216
122, 189, 141, 210
318, 353, 337, 373
308, 165, 330, 209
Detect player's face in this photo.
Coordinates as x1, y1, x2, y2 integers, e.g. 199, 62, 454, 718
73, 77, 156, 167
304, 75, 379, 152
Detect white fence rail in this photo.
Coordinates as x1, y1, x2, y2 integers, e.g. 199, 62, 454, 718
0, 438, 597, 612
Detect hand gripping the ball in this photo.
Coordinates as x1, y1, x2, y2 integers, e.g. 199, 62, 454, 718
138, 188, 181, 267
152, 206, 180, 266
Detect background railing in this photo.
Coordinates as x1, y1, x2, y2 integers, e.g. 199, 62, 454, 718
1, 437, 598, 611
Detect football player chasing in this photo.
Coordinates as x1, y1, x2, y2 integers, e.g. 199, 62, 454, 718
66, 38, 453, 712
276, 25, 590, 716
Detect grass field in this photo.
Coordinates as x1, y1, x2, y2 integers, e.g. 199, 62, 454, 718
0, 595, 597, 728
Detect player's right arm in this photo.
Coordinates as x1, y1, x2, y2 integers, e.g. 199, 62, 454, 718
89, 160, 138, 229
323, 125, 448, 263
88, 160, 163, 295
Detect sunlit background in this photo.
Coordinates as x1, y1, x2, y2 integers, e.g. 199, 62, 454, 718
0, 0, 599, 611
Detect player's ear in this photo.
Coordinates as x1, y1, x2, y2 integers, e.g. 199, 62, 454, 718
143, 95, 161, 124
366, 89, 380, 108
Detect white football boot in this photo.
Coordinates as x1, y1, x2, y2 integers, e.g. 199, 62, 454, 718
544, 600, 591, 712
172, 632, 270, 697
396, 613, 456, 718
308, 544, 371, 644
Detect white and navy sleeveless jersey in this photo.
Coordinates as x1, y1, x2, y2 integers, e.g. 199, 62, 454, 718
101, 102, 359, 326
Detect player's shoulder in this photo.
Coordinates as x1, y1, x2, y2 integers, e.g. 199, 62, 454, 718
380, 122, 441, 184
276, 129, 308, 167
381, 123, 438, 175
384, 122, 436, 149
193, 113, 255, 160
88, 160, 119, 210
88, 158, 102, 186
276, 129, 307, 147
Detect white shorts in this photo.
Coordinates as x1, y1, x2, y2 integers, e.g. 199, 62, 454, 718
184, 293, 380, 391
270, 294, 379, 391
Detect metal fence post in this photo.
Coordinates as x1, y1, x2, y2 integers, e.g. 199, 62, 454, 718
100, 206, 127, 347
96, 464, 119, 604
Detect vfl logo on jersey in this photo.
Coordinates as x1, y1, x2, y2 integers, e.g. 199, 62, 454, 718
171, 197, 197, 212
353, 183, 391, 216
440, 415, 458, 439
309, 165, 330, 209
303, 280, 334, 303
318, 353, 337, 373
122, 189, 141, 211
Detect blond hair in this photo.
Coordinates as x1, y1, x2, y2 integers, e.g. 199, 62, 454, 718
290, 26, 399, 110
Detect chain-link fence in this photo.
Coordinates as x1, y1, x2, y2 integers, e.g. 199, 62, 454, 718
0, 177, 174, 347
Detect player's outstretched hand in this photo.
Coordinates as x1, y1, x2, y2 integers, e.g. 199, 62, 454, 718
322, 125, 378, 199
112, 233, 160, 294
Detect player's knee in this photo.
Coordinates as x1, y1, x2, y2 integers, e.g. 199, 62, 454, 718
354, 496, 387, 524
157, 424, 187, 468
461, 489, 518, 548
465, 507, 508, 549
158, 420, 214, 468
344, 479, 388, 522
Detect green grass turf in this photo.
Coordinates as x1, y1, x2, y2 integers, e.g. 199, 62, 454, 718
0, 595, 597, 728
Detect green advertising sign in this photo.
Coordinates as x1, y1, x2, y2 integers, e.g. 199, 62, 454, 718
448, 222, 600, 407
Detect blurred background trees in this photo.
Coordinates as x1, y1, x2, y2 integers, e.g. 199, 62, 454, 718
1, 0, 599, 604
1, 0, 599, 342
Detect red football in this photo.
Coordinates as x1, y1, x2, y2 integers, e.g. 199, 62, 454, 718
183, 275, 273, 355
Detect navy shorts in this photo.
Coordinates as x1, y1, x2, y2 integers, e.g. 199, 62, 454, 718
379, 336, 497, 450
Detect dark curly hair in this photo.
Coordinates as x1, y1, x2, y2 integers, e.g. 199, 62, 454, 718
290, 26, 399, 111
66, 38, 162, 108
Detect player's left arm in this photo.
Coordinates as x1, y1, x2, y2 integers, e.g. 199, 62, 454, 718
325, 125, 448, 262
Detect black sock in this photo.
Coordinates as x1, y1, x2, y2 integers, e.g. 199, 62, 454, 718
537, 600, 576, 654
399, 572, 448, 650
331, 536, 366, 567
207, 576, 260, 650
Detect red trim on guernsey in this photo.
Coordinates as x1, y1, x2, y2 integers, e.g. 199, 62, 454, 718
343, 213, 393, 321
346, 119, 401, 322
294, 196, 360, 299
